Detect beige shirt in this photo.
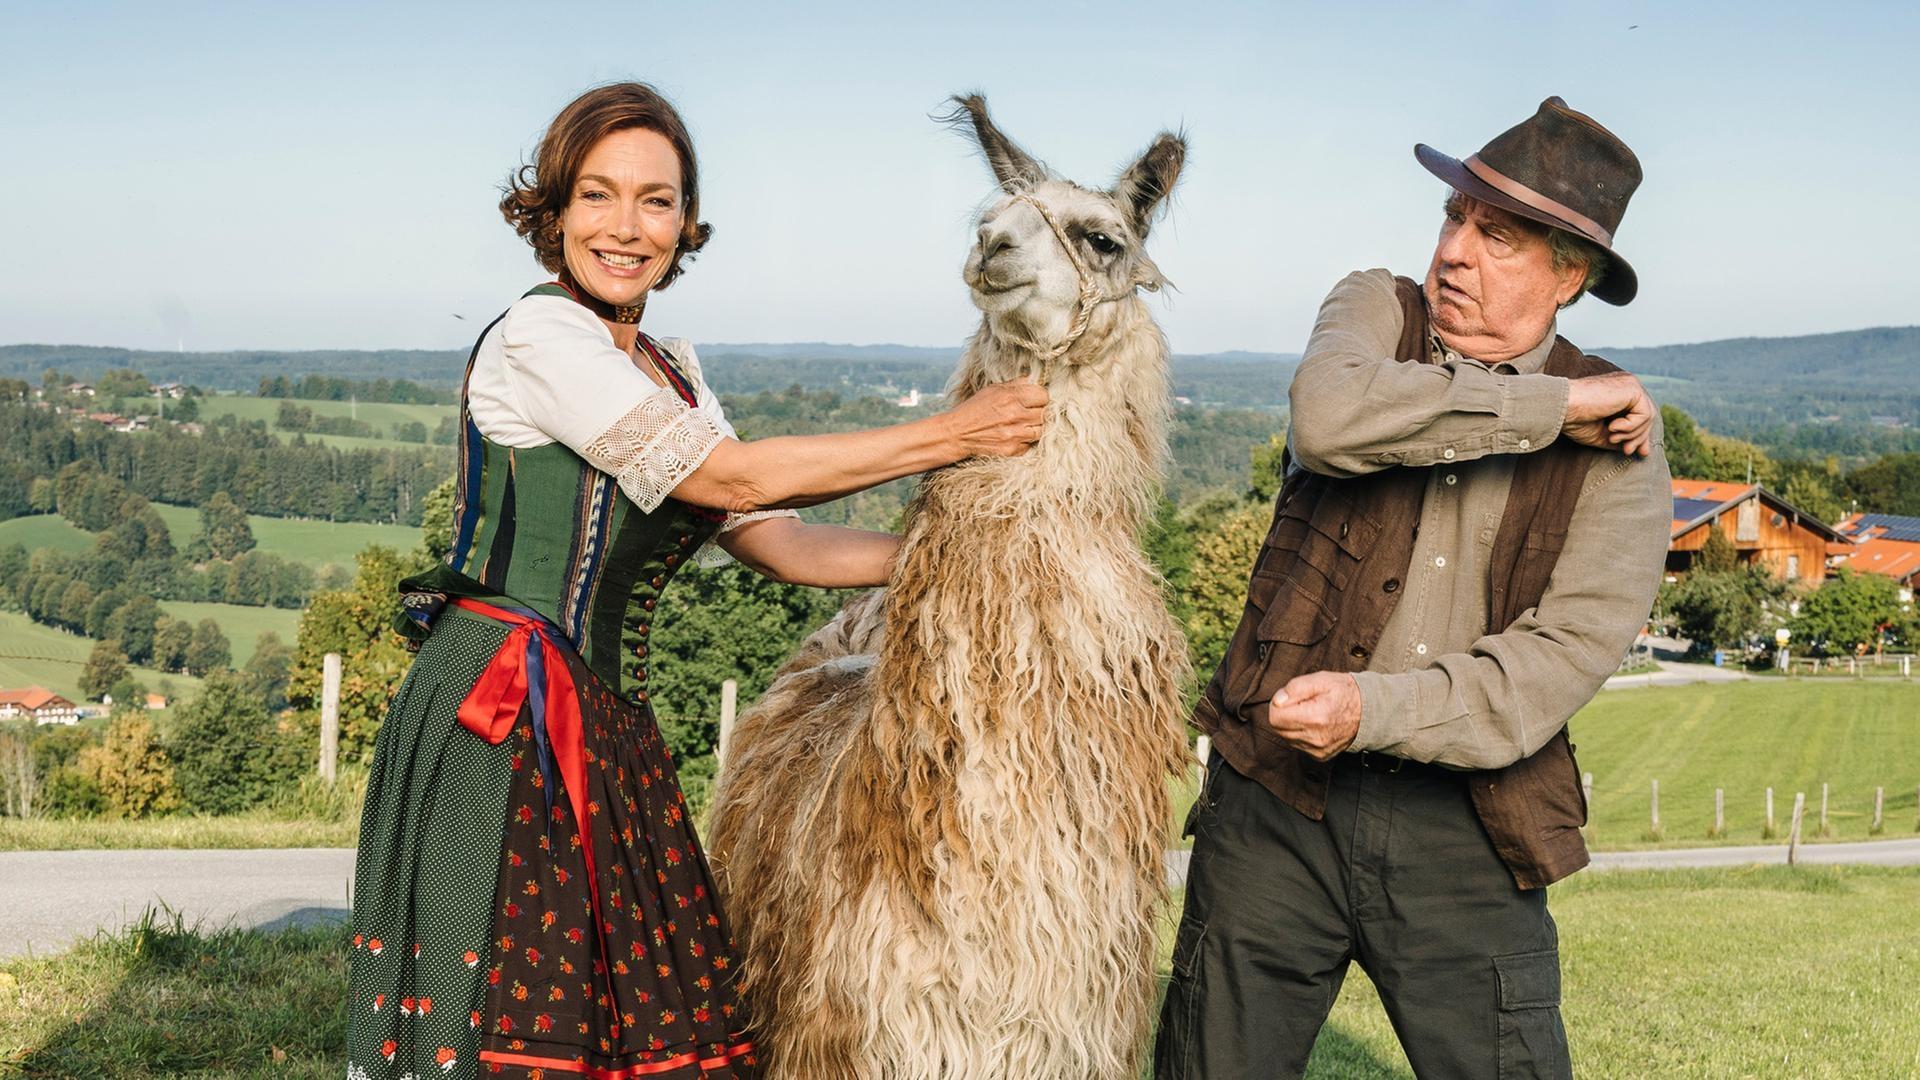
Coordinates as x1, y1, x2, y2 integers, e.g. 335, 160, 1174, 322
1288, 269, 1672, 770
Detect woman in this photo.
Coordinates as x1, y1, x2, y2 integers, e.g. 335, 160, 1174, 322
345, 82, 1046, 1080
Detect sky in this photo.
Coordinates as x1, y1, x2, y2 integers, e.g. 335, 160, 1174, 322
2, 1, 1916, 357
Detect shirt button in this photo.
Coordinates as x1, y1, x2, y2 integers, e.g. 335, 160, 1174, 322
1349, 644, 1371, 661
1339, 522, 1350, 539
637, 624, 650, 636
649, 575, 664, 589
1415, 643, 1429, 656
1442, 447, 1457, 460
643, 598, 656, 611
634, 645, 648, 658
635, 690, 649, 703
1444, 474, 1458, 486
664, 554, 680, 568
1519, 438, 1532, 450
1434, 556, 1447, 568
1382, 578, 1400, 593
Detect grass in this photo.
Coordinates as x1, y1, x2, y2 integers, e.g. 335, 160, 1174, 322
3, 866, 1912, 1077
0, 612, 201, 705
0, 517, 93, 558
1278, 866, 1920, 1078
0, 815, 356, 852
0, 908, 348, 1078
154, 601, 301, 666
1572, 681, 1920, 848
197, 396, 453, 438
145, 502, 419, 569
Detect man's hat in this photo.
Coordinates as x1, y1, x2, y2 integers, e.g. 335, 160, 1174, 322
1415, 96, 1642, 305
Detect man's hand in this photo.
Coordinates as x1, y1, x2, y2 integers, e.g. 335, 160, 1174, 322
1562, 371, 1655, 457
1265, 672, 1362, 761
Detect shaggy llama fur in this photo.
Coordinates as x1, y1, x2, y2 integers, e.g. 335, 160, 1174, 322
708, 96, 1191, 1080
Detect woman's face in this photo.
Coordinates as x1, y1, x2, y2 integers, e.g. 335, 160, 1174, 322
561, 127, 685, 309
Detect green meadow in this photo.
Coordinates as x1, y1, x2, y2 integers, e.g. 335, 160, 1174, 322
1570, 681, 1920, 846
196, 395, 453, 437
153, 601, 301, 667
0, 515, 93, 557
0, 611, 201, 705
144, 503, 419, 568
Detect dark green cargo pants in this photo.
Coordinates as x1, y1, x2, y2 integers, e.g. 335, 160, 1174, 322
1155, 753, 1572, 1079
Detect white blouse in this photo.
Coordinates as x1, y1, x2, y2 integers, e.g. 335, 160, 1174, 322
466, 293, 796, 554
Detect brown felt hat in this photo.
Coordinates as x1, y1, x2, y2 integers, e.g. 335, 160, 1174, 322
1416, 96, 1642, 305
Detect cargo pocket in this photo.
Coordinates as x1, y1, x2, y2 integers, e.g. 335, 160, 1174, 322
1494, 948, 1571, 1080
1153, 914, 1207, 1079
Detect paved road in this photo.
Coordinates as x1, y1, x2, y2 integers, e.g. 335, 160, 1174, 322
0, 848, 355, 959
7, 840, 1917, 957
1162, 837, 1920, 888
1602, 659, 1753, 690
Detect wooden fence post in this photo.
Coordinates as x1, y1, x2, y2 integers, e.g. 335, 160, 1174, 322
318, 652, 341, 784
1820, 782, 1830, 837
1194, 734, 1211, 794
1713, 788, 1724, 839
1872, 787, 1884, 835
1765, 787, 1776, 839
717, 679, 738, 772
1787, 792, 1806, 865
1582, 772, 1595, 839
1649, 778, 1660, 836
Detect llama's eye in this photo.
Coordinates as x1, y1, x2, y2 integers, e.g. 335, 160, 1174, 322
1085, 232, 1121, 256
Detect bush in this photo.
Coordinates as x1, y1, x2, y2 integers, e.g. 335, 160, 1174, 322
76, 712, 177, 818
1656, 567, 1791, 656
166, 673, 303, 815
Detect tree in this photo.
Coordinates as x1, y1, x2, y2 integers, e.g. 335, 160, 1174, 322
0, 542, 26, 598
153, 616, 194, 672
416, 478, 456, 564
104, 594, 162, 665
1248, 434, 1288, 502
167, 672, 297, 814
1, 722, 40, 818
74, 711, 177, 818
184, 618, 232, 675
1180, 501, 1268, 678
1656, 568, 1790, 655
199, 491, 256, 559
1697, 528, 1739, 573
242, 631, 296, 712
289, 545, 428, 759
81, 639, 130, 700
1790, 568, 1910, 655
1845, 453, 1920, 516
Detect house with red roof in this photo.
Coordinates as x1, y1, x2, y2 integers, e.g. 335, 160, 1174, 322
1833, 513, 1920, 588
1668, 480, 1853, 582
0, 687, 83, 725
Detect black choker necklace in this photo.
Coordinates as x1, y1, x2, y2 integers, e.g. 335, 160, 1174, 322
556, 271, 645, 324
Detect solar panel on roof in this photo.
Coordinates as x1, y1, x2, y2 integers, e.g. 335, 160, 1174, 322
1856, 514, 1920, 543
1672, 498, 1723, 523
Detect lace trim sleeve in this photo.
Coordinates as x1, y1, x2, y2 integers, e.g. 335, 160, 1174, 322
576, 389, 727, 513
693, 508, 800, 568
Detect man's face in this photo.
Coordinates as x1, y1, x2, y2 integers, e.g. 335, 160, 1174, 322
1423, 192, 1584, 361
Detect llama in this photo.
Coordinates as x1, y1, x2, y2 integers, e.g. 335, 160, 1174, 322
707, 95, 1191, 1080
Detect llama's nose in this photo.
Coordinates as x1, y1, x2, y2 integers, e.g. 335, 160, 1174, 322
977, 221, 1016, 262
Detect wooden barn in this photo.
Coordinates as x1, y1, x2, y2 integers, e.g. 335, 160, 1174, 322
1668, 480, 1853, 582
1834, 513, 1920, 587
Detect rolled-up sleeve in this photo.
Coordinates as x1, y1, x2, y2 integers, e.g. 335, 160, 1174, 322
1349, 426, 1674, 769
1288, 269, 1570, 478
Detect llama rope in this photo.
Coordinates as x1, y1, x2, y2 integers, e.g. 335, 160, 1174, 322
998, 193, 1124, 365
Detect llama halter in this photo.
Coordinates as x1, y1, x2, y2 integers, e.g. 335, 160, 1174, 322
998, 193, 1138, 365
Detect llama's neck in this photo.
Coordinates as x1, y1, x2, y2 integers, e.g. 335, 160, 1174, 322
934, 296, 1170, 532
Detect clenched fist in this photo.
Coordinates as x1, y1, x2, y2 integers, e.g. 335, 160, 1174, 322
945, 377, 1050, 458
1265, 671, 1362, 761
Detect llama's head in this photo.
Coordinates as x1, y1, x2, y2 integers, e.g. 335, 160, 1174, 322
946, 94, 1185, 368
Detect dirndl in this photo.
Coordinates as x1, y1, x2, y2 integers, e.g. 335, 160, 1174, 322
346, 600, 757, 1079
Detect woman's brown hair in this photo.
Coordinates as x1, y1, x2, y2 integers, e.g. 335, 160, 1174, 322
500, 82, 712, 289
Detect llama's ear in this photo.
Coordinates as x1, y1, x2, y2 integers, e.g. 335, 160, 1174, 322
940, 93, 1048, 189
1112, 132, 1186, 238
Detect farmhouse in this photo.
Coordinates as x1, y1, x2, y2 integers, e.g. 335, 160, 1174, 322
1834, 513, 1920, 587
0, 686, 83, 725
1668, 479, 1852, 582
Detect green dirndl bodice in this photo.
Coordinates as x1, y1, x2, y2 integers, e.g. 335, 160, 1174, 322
345, 289, 757, 1079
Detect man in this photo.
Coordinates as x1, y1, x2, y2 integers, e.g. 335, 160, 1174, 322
1156, 98, 1671, 1078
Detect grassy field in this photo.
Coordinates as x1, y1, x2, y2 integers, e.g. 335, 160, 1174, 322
0, 515, 93, 557
0, 815, 356, 852
1292, 866, 1920, 1078
145, 503, 419, 568
197, 395, 453, 437
1572, 681, 1920, 847
154, 601, 301, 666
0, 612, 200, 704
1, 867, 1912, 1077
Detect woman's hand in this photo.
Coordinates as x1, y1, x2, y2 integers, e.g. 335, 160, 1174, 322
944, 377, 1050, 458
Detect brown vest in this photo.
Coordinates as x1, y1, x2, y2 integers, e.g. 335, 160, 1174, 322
1193, 277, 1617, 889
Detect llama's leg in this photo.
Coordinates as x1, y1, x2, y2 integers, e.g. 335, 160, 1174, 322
1154, 758, 1353, 1080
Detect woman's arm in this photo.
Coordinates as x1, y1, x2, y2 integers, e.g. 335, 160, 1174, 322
669, 378, 1047, 514
717, 516, 899, 588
